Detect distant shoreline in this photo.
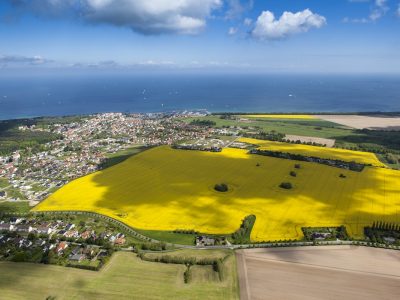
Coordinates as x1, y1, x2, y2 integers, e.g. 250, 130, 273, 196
1, 111, 400, 122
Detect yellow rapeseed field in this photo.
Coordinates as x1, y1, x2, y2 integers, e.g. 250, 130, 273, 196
34, 145, 400, 241
241, 114, 316, 120
239, 137, 386, 167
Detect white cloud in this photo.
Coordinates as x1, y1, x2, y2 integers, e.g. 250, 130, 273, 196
228, 27, 238, 35
8, 0, 222, 35
225, 0, 253, 20
243, 18, 252, 26
369, 0, 388, 21
345, 0, 389, 23
251, 9, 326, 40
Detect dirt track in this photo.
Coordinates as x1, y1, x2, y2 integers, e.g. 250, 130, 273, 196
236, 246, 400, 300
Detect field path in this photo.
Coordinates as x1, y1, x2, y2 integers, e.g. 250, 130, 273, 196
236, 250, 251, 300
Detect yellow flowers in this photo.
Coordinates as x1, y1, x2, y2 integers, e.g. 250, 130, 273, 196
34, 145, 400, 242
241, 114, 316, 120
239, 137, 386, 167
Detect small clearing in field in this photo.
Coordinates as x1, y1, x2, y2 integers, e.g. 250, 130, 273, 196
317, 115, 400, 130
284, 135, 336, 147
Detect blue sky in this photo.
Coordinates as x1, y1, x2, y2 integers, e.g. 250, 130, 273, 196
0, 0, 399, 73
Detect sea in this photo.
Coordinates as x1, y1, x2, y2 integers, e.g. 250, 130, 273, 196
0, 72, 399, 120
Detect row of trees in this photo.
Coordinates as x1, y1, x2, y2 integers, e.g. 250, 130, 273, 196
189, 119, 216, 127
138, 252, 227, 284
372, 221, 400, 231
251, 149, 366, 172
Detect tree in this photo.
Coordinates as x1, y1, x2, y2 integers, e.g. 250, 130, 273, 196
214, 183, 228, 192
279, 182, 293, 190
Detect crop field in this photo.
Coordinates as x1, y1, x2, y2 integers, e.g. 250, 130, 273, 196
239, 137, 386, 167
34, 144, 400, 241
0, 251, 238, 300
241, 114, 316, 120
237, 246, 400, 300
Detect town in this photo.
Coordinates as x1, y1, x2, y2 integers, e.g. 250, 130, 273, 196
0, 111, 223, 205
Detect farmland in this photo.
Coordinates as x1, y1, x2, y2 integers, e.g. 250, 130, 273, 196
236, 246, 400, 300
34, 142, 400, 242
0, 250, 239, 300
182, 114, 400, 153
239, 137, 386, 167
241, 114, 316, 120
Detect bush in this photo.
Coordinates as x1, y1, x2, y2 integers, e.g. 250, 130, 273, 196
279, 182, 293, 190
290, 171, 297, 177
184, 266, 192, 283
294, 164, 301, 169
213, 260, 225, 281
214, 183, 228, 192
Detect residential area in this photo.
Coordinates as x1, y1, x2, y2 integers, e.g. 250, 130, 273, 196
0, 111, 212, 205
0, 213, 130, 270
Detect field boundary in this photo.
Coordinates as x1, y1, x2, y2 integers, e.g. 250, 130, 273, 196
8, 210, 396, 252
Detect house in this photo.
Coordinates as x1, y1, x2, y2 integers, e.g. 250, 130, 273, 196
99, 232, 110, 240
71, 246, 83, 256
311, 232, 332, 240
10, 217, 24, 225
36, 225, 53, 235
69, 254, 86, 262
55, 241, 68, 254
64, 230, 79, 238
116, 233, 125, 239
65, 223, 75, 231
80, 230, 93, 240
34, 239, 46, 247
0, 223, 14, 231
20, 239, 33, 248
196, 236, 215, 247
14, 237, 32, 248
83, 246, 96, 257
114, 237, 126, 245
15, 225, 35, 233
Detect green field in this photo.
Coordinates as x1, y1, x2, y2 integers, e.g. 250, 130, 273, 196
0, 201, 31, 213
0, 251, 239, 300
136, 229, 197, 245
183, 115, 353, 139
183, 115, 400, 155
98, 145, 149, 169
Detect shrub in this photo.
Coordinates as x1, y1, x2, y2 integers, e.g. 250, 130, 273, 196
279, 182, 293, 190
294, 164, 301, 169
290, 171, 297, 177
184, 266, 192, 283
